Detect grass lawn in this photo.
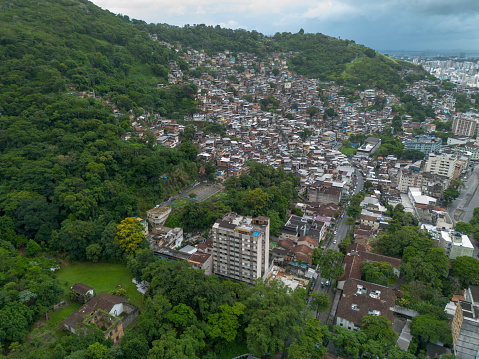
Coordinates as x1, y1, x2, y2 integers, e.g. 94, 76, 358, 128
56, 262, 144, 308
340, 147, 356, 157
216, 342, 249, 359
46, 304, 76, 328
389, 277, 399, 285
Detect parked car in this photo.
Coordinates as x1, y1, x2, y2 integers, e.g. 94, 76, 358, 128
333, 240, 337, 244
321, 282, 325, 288
325, 280, 330, 286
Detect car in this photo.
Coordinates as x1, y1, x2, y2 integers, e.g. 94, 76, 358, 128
325, 280, 330, 286
333, 240, 337, 244
310, 285, 314, 291
321, 282, 325, 288
334, 230, 337, 235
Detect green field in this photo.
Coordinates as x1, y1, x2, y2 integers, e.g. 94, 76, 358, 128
340, 147, 356, 157
56, 262, 144, 308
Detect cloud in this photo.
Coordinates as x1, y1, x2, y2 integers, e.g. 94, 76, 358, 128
91, 0, 479, 50
302, 1, 357, 21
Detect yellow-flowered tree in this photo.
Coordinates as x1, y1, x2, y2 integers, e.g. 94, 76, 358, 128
115, 217, 146, 254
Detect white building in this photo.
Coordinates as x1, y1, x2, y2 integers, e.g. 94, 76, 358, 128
146, 206, 172, 227
424, 153, 458, 179
212, 213, 270, 284
439, 231, 474, 260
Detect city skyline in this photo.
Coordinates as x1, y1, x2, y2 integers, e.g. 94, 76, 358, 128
92, 0, 479, 52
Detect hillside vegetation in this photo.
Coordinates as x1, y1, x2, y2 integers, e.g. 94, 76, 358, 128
0, 0, 200, 262
133, 23, 427, 91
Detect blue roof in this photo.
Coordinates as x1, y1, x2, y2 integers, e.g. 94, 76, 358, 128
253, 232, 259, 236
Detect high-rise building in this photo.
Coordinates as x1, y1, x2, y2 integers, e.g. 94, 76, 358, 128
424, 153, 458, 179
452, 113, 479, 137
212, 213, 270, 284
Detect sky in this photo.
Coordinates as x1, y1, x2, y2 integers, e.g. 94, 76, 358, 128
92, 0, 479, 52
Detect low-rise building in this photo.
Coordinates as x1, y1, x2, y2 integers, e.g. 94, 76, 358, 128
439, 231, 474, 259
404, 135, 441, 154
146, 206, 172, 227
335, 278, 395, 331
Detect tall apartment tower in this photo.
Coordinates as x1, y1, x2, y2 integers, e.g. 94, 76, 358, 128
212, 213, 270, 284
452, 113, 479, 137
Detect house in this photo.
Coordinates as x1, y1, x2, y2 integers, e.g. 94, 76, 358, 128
335, 278, 395, 331
188, 252, 213, 275
337, 243, 401, 290
70, 283, 94, 302
62, 292, 133, 342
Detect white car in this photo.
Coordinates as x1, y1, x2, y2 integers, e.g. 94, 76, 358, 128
333, 240, 337, 244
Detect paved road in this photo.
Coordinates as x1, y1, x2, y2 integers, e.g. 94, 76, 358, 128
448, 164, 479, 225
307, 168, 365, 322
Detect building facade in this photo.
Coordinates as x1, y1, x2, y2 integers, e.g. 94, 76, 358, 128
452, 113, 479, 137
439, 231, 474, 260
212, 213, 270, 284
397, 168, 450, 197
424, 153, 458, 179
404, 135, 441, 154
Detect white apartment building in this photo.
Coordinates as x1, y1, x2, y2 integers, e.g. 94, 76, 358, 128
439, 231, 474, 260
212, 213, 270, 284
424, 153, 458, 179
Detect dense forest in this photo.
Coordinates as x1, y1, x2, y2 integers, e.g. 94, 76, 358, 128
0, 0, 204, 262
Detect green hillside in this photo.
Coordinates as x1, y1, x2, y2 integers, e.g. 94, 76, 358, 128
0, 0, 200, 262
133, 23, 427, 91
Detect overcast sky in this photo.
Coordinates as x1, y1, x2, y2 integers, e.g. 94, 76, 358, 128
92, 0, 479, 52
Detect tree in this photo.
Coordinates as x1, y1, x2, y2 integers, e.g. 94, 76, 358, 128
0, 302, 33, 346
241, 280, 306, 356
288, 319, 327, 359
455, 222, 473, 234
166, 303, 195, 329
451, 256, 479, 288
324, 108, 337, 118
363, 180, 373, 192
361, 261, 394, 286
299, 128, 313, 141
26, 239, 41, 257
207, 302, 245, 342
346, 205, 361, 218
307, 106, 319, 118
241, 188, 269, 216
86, 343, 112, 359
86, 243, 102, 263
410, 314, 451, 345
361, 315, 397, 346
318, 250, 345, 280
115, 217, 147, 254
309, 293, 330, 318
